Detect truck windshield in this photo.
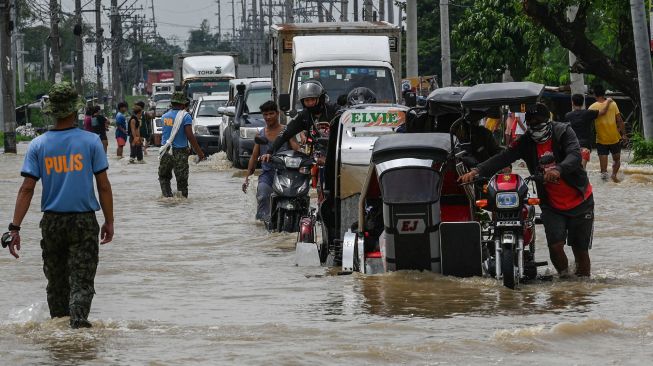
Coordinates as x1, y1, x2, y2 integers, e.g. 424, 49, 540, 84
293, 66, 395, 110
187, 81, 230, 99
245, 88, 272, 114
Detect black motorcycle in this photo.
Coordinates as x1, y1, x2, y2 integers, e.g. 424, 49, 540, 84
255, 135, 313, 233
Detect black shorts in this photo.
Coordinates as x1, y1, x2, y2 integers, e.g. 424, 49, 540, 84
541, 200, 594, 250
596, 142, 621, 156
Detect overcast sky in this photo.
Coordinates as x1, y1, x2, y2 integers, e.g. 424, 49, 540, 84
59, 0, 402, 47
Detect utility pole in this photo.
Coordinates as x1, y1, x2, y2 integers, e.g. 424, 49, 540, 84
387, 0, 394, 24
353, 0, 358, 21
397, 2, 402, 27
566, 6, 585, 98
49, 0, 61, 78
17, 33, 25, 93
630, 0, 653, 139
1, 0, 16, 152
340, 0, 348, 21
318, 0, 324, 22
379, 0, 385, 21
440, 0, 451, 86
74, 0, 84, 93
406, 0, 418, 78
287, 0, 294, 23
216, 0, 222, 41
267, 0, 272, 30
150, 0, 157, 36
111, 0, 123, 106
363, 0, 372, 21
95, 0, 103, 106
231, 0, 236, 37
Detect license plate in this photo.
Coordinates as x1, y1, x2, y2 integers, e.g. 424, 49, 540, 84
496, 220, 520, 227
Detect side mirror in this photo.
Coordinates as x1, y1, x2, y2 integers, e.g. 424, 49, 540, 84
279, 93, 291, 112
236, 83, 246, 95
404, 92, 417, 107
223, 106, 236, 117
217, 106, 226, 116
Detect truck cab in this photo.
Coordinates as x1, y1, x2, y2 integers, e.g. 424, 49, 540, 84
173, 52, 238, 102
270, 22, 401, 115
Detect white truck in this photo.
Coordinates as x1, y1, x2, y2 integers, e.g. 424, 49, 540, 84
173, 52, 239, 101
270, 21, 402, 114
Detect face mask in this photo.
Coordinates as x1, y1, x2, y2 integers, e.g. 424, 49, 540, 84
529, 121, 552, 143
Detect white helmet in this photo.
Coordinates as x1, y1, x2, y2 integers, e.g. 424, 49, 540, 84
297, 80, 325, 101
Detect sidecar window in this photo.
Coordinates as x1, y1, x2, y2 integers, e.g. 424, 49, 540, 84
380, 168, 440, 204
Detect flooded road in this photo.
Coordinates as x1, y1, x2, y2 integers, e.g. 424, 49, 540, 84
1, 136, 652, 365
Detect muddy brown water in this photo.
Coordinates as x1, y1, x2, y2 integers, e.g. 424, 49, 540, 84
1, 135, 652, 365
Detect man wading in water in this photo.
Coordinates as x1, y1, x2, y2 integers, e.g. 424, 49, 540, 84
3, 82, 114, 328
158, 92, 205, 198
461, 103, 594, 277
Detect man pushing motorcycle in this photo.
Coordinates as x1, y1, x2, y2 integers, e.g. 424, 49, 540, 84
460, 103, 594, 278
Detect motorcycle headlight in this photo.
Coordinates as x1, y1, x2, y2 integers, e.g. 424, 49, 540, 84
240, 127, 262, 139
194, 125, 210, 136
283, 156, 302, 169
496, 192, 519, 209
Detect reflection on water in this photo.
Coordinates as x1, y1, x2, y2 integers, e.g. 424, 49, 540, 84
357, 271, 608, 319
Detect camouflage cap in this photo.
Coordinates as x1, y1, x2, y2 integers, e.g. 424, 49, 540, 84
170, 91, 188, 105
43, 82, 82, 119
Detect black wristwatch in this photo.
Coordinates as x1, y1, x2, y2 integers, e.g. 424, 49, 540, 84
8, 223, 20, 232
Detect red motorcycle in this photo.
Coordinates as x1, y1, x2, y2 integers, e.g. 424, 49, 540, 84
473, 159, 550, 289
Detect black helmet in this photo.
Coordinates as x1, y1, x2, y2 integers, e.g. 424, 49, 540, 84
347, 87, 377, 105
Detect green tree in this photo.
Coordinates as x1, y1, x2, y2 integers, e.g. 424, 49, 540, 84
452, 0, 554, 84
186, 19, 232, 53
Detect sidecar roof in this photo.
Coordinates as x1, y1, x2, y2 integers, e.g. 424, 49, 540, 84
460, 82, 544, 109
372, 133, 451, 164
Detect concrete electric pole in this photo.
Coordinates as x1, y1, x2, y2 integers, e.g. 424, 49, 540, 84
567, 6, 585, 98
74, 0, 84, 94
340, 0, 348, 22
406, 0, 418, 78
440, 0, 451, 86
363, 0, 372, 21
1, 0, 16, 153
630, 0, 653, 139
111, 0, 123, 106
95, 0, 104, 106
49, 0, 62, 78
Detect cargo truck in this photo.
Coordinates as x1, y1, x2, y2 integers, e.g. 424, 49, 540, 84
269, 21, 401, 115
146, 69, 174, 95
173, 52, 239, 101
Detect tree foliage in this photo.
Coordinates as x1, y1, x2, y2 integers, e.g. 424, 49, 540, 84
186, 19, 233, 53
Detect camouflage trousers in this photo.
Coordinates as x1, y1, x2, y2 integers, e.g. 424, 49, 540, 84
40, 212, 99, 322
158, 147, 190, 197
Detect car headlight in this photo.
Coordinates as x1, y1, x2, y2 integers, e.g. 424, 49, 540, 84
239, 127, 261, 139
194, 125, 210, 135
496, 192, 519, 209
283, 156, 302, 169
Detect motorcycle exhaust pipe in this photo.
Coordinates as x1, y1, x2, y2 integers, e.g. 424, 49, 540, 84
495, 238, 502, 279
517, 237, 524, 279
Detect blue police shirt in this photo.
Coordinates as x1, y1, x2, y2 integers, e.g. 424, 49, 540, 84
21, 127, 109, 213
115, 111, 127, 139
161, 109, 193, 148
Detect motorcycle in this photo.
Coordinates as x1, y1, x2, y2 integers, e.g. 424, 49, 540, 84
467, 156, 552, 289
255, 135, 314, 233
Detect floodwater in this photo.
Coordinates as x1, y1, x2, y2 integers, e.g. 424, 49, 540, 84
1, 135, 652, 365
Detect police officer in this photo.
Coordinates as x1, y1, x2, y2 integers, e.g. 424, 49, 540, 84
158, 91, 205, 198
4, 82, 114, 329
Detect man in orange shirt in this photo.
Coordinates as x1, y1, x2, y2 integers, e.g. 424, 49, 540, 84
589, 85, 627, 182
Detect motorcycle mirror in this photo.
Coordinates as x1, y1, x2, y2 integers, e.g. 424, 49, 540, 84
254, 135, 268, 145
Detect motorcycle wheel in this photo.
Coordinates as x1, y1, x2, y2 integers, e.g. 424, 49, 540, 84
502, 246, 516, 289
